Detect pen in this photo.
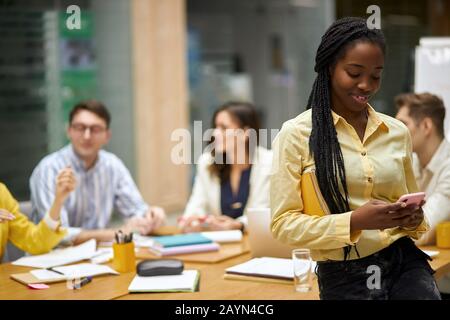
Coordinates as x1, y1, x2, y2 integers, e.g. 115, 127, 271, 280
47, 267, 65, 276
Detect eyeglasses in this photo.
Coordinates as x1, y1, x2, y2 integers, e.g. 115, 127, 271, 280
70, 123, 107, 135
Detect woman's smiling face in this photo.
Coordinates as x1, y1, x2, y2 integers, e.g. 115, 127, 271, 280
330, 41, 385, 115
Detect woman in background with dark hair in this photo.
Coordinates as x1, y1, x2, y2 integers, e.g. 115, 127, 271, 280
270, 17, 440, 300
180, 102, 272, 232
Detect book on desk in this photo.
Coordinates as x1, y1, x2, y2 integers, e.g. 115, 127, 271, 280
147, 233, 220, 256
149, 242, 220, 256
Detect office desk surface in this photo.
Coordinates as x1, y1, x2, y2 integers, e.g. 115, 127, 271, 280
1, 243, 449, 300
117, 251, 320, 300
0, 253, 318, 300
0, 262, 134, 300
117, 245, 450, 300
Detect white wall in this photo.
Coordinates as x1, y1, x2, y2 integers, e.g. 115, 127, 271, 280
415, 38, 450, 141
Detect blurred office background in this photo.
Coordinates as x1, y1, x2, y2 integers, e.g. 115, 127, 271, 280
0, 0, 449, 216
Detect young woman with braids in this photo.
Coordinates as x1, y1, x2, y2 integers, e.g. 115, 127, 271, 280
270, 17, 441, 299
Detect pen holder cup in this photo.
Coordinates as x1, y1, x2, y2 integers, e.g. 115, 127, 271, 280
436, 222, 450, 249
113, 242, 136, 273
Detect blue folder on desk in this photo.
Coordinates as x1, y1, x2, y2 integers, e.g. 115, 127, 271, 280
152, 233, 212, 248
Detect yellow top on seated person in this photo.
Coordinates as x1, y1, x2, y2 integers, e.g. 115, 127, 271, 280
0, 170, 74, 260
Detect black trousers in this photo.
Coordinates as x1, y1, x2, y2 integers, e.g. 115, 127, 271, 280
316, 237, 442, 300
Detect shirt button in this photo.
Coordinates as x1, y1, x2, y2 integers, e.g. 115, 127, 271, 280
361, 151, 367, 156
367, 177, 373, 183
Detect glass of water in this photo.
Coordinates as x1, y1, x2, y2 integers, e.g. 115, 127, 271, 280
292, 248, 313, 292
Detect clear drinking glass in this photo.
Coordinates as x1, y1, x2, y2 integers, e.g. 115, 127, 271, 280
292, 248, 313, 292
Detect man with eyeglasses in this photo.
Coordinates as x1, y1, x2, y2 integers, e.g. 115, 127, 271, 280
29, 100, 166, 245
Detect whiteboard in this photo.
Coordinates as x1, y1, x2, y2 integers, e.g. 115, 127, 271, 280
415, 38, 450, 141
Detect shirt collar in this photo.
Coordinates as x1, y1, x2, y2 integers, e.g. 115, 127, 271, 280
67, 144, 102, 173
331, 104, 389, 132
425, 139, 450, 174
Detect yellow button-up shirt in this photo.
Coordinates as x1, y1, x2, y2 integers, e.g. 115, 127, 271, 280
0, 183, 66, 260
270, 106, 428, 261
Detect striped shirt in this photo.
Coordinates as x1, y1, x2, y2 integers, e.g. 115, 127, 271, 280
30, 144, 149, 243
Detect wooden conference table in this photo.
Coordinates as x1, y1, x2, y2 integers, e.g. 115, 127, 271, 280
0, 238, 449, 300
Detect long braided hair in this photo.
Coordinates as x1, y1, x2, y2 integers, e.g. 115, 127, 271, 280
307, 17, 386, 259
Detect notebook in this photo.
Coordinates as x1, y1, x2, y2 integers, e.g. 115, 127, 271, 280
301, 168, 330, 216
226, 257, 294, 280
149, 242, 220, 256
225, 257, 317, 281
128, 270, 200, 293
31, 263, 118, 281
152, 233, 212, 248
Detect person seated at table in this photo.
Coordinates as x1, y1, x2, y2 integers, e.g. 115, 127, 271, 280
0, 168, 75, 260
395, 92, 450, 299
180, 101, 272, 233
395, 92, 450, 246
29, 100, 166, 246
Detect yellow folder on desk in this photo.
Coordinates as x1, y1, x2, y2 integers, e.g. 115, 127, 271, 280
301, 169, 330, 216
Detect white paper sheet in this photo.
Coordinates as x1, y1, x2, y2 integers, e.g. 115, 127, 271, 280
12, 239, 97, 268
31, 263, 118, 280
128, 270, 199, 292
89, 248, 113, 264
201, 230, 243, 243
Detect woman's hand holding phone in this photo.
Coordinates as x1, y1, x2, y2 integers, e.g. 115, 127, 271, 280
351, 196, 426, 232
394, 201, 425, 229
351, 200, 407, 232
393, 192, 426, 229
396, 192, 426, 207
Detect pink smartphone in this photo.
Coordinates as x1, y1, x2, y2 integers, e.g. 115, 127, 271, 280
397, 192, 426, 206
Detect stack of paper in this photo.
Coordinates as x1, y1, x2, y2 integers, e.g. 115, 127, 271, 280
12, 239, 97, 268
225, 257, 317, 283
149, 242, 220, 256
30, 263, 119, 281
152, 233, 212, 247
128, 270, 200, 293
